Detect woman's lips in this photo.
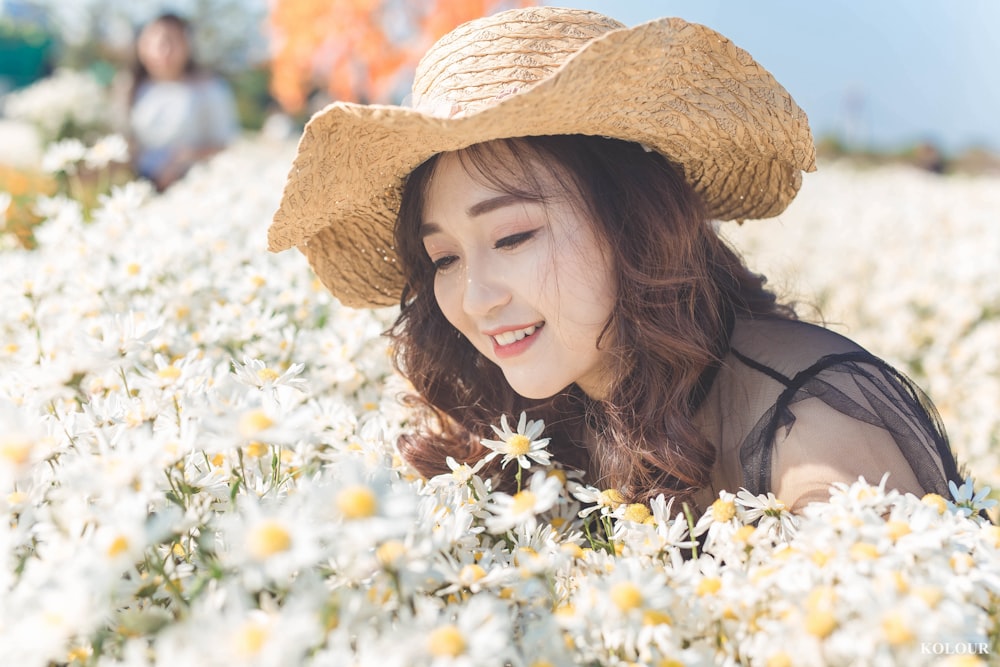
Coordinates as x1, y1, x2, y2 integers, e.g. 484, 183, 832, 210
488, 322, 544, 358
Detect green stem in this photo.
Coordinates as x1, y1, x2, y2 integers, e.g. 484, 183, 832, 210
118, 367, 132, 398
682, 502, 698, 559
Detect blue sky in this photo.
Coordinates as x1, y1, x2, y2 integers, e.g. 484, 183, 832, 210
545, 1, 1000, 154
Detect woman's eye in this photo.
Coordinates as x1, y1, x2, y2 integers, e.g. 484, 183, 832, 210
494, 229, 537, 250
432, 255, 458, 272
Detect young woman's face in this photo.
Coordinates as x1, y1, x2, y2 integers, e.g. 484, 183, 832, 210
421, 150, 617, 400
137, 21, 190, 81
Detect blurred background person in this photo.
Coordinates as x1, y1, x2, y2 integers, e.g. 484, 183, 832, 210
115, 12, 239, 190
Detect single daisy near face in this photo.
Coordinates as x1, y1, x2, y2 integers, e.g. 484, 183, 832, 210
480, 411, 552, 469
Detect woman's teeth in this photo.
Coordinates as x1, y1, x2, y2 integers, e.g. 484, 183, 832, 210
493, 324, 539, 346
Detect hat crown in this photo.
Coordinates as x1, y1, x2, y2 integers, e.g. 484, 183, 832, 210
412, 7, 624, 118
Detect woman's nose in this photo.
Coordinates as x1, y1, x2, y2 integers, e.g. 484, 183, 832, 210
462, 262, 511, 316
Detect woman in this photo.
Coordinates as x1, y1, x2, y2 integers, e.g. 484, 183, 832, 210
117, 13, 239, 190
268, 7, 963, 512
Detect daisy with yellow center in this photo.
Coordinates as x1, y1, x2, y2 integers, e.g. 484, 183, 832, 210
485, 471, 563, 534
480, 411, 552, 470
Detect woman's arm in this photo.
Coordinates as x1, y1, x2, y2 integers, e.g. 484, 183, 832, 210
771, 396, 927, 513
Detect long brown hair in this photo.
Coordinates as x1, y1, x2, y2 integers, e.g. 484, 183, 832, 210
389, 135, 793, 504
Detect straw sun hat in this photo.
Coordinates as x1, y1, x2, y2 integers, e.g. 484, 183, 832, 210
269, 6, 816, 308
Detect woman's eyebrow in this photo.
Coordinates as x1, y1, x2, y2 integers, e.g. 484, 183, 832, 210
420, 193, 533, 238
466, 193, 526, 218
418, 221, 441, 239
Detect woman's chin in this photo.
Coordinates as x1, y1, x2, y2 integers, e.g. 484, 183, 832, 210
505, 378, 571, 401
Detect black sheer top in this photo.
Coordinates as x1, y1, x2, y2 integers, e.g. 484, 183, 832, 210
691, 317, 963, 512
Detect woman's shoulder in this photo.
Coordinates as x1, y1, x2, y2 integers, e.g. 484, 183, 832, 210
727, 316, 870, 383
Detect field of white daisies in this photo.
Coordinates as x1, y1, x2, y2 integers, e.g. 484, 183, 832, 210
2, 126, 1000, 667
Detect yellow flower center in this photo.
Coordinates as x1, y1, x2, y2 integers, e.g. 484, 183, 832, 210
886, 520, 911, 541
126, 262, 141, 276
460, 563, 487, 585
807, 586, 836, 609
157, 365, 182, 380
0, 435, 31, 465
235, 621, 268, 657
245, 441, 269, 458
849, 542, 879, 560
642, 609, 672, 626
805, 586, 837, 637
106, 535, 129, 558
238, 410, 273, 437
428, 625, 466, 657
515, 546, 538, 565
599, 489, 624, 508
811, 549, 832, 567
766, 651, 793, 667
67, 646, 91, 662
921, 493, 948, 514
376, 540, 406, 566
256, 367, 280, 382
697, 577, 722, 596
247, 520, 292, 559
547, 469, 567, 483
711, 498, 737, 522
336, 485, 378, 519
950, 552, 974, 572
622, 503, 651, 523
507, 434, 531, 456
511, 490, 536, 515
554, 603, 575, 618
806, 609, 837, 638
609, 581, 643, 611
733, 525, 756, 543
881, 611, 914, 645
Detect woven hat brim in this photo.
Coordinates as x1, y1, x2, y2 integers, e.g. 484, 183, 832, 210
269, 16, 816, 308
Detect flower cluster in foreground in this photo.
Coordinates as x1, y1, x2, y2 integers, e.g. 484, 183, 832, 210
1, 139, 999, 666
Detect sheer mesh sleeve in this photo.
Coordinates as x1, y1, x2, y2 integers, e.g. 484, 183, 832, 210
738, 352, 962, 508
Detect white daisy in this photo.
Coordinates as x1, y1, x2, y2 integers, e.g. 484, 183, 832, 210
485, 470, 562, 534
735, 488, 798, 539
428, 455, 489, 488
41, 137, 87, 173
84, 134, 130, 169
569, 482, 625, 518
480, 411, 552, 469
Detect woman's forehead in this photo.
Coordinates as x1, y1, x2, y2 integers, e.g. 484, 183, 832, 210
448, 140, 577, 199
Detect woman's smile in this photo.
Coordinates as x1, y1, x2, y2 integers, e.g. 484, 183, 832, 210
487, 322, 545, 357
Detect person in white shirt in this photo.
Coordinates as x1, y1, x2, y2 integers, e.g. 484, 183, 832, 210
119, 13, 239, 190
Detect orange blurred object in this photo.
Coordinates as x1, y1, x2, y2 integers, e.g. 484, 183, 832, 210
0, 164, 58, 249
268, 0, 536, 113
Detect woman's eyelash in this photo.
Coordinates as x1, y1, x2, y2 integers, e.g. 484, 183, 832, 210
494, 230, 537, 249
430, 229, 537, 271
432, 256, 457, 271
